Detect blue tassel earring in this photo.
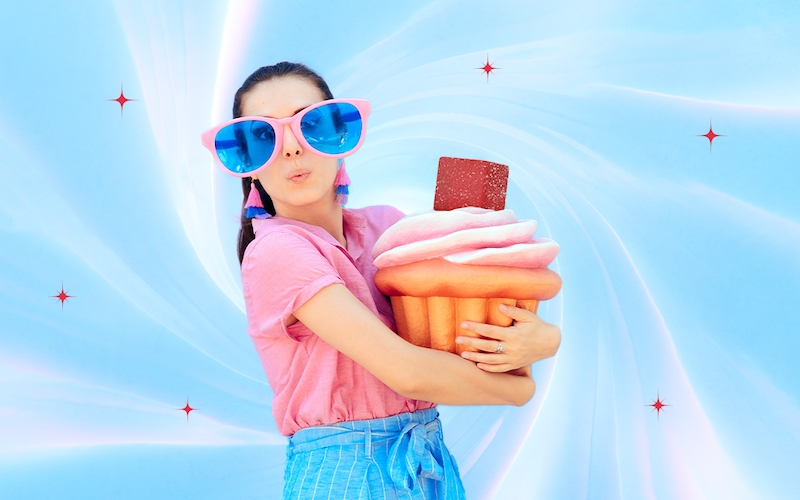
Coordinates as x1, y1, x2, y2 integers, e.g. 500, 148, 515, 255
334, 159, 350, 206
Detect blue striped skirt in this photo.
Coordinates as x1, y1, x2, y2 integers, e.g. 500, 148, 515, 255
282, 408, 466, 499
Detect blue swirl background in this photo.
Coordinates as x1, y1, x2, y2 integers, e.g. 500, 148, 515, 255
1, 1, 798, 498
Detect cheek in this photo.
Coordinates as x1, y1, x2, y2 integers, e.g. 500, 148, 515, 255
320, 158, 340, 186
257, 170, 283, 197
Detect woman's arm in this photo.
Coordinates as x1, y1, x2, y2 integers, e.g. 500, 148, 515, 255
293, 283, 535, 407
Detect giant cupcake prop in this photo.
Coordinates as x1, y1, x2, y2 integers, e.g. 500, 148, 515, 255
373, 157, 562, 355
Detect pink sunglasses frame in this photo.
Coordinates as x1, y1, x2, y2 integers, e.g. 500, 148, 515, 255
201, 98, 372, 178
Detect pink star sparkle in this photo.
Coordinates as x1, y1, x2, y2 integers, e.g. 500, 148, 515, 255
107, 84, 137, 117
696, 120, 725, 152
177, 398, 198, 422
475, 54, 500, 83
646, 392, 671, 420
50, 283, 74, 311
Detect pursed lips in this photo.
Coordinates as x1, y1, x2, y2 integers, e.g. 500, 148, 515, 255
287, 168, 311, 182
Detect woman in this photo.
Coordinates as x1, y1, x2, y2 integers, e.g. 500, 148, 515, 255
201, 62, 561, 499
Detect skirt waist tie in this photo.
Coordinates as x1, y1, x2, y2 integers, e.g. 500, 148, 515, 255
286, 408, 463, 499
387, 419, 448, 491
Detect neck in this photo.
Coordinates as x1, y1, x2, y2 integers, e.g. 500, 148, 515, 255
274, 196, 346, 248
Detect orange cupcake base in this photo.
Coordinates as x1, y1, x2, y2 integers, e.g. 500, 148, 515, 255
389, 296, 540, 354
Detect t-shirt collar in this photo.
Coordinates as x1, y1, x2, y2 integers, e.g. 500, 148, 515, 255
342, 209, 366, 261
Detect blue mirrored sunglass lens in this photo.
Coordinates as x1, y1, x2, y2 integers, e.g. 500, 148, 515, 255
215, 120, 276, 173
301, 103, 363, 155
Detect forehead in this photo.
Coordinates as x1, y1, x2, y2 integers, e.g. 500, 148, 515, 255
240, 76, 327, 118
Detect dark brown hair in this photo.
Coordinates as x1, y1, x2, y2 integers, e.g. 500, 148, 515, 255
234, 62, 334, 265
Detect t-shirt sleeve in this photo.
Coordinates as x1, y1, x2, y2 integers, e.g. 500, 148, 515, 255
242, 230, 345, 341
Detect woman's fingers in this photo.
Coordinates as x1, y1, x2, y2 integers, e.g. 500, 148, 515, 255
458, 320, 508, 341
460, 348, 507, 363
459, 303, 540, 338
497, 303, 538, 323
475, 362, 517, 373
456, 335, 509, 354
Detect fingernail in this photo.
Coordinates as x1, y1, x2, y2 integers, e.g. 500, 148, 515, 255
499, 303, 507, 310
460, 322, 468, 329
455, 337, 464, 345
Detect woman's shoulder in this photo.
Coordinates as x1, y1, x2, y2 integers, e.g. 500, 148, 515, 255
243, 223, 323, 266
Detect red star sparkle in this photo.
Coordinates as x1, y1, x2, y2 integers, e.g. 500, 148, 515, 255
177, 398, 198, 422
696, 120, 725, 152
475, 54, 500, 83
646, 392, 671, 420
107, 84, 137, 117
50, 283, 74, 311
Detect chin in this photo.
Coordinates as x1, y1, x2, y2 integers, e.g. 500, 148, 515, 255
281, 191, 337, 210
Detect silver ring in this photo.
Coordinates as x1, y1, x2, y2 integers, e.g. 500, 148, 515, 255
493, 342, 506, 354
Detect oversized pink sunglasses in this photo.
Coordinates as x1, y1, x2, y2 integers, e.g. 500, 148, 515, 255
201, 98, 371, 178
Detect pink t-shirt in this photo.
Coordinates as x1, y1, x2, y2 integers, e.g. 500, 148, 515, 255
242, 205, 436, 436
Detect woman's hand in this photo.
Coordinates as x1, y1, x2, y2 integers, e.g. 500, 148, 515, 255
456, 303, 561, 373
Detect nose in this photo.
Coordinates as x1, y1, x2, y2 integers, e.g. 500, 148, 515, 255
282, 124, 303, 159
